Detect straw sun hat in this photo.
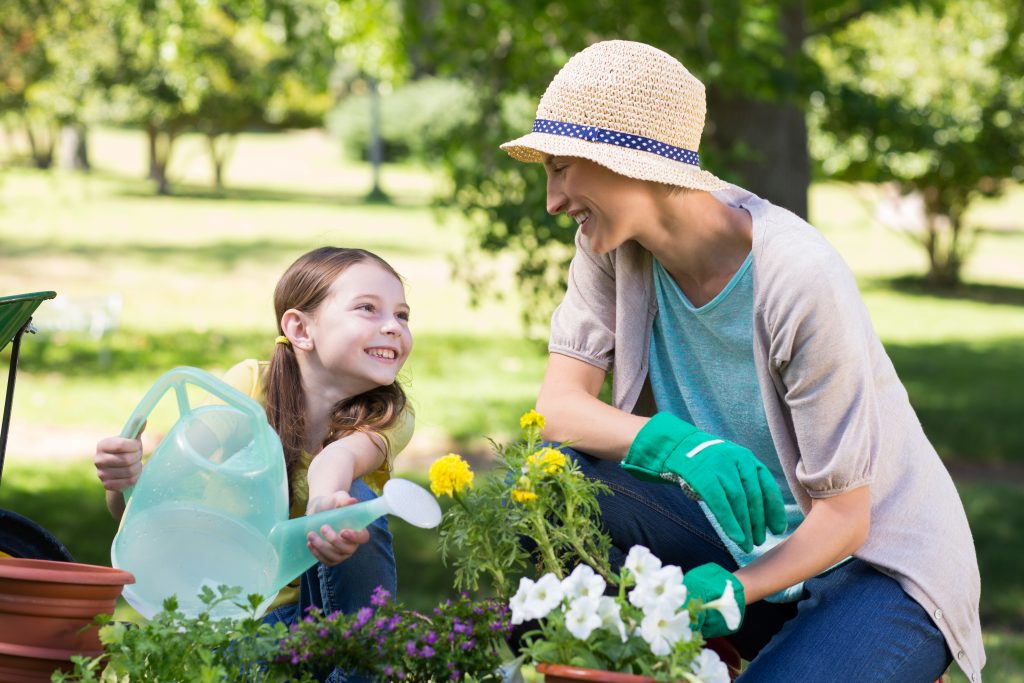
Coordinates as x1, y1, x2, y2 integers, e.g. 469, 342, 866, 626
500, 40, 728, 192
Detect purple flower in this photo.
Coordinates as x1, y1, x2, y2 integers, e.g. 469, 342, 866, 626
424, 630, 438, 645
383, 666, 394, 677
420, 645, 436, 658
370, 586, 391, 607
460, 638, 475, 651
318, 628, 329, 638
353, 607, 374, 629
386, 615, 402, 631
449, 670, 461, 680
405, 640, 418, 656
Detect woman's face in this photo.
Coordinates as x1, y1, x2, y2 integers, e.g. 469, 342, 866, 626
543, 156, 657, 254
305, 262, 412, 396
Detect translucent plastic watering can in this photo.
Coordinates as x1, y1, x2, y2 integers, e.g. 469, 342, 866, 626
111, 367, 441, 620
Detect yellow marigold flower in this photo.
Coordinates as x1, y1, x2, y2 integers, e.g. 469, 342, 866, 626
519, 409, 546, 432
428, 453, 474, 497
511, 488, 538, 503
526, 447, 567, 475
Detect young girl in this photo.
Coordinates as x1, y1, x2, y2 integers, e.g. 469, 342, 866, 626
501, 41, 982, 681
94, 247, 414, 634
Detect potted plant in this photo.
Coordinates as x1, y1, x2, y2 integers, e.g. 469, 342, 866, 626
0, 557, 134, 682
430, 412, 741, 683
55, 585, 513, 682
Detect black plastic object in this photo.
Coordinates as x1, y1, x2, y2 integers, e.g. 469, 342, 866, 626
0, 509, 74, 561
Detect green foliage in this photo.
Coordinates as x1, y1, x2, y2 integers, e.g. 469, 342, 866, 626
270, 588, 510, 681
327, 77, 478, 164
53, 587, 290, 682
809, 0, 1024, 286
400, 0, 928, 328
434, 418, 612, 597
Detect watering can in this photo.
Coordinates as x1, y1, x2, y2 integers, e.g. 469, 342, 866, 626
111, 367, 441, 620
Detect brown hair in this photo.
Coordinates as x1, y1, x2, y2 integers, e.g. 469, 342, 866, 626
265, 247, 407, 493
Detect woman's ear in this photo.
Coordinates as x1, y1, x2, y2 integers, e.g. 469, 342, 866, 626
281, 309, 314, 351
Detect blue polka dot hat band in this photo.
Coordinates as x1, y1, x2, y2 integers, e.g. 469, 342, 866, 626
532, 118, 701, 167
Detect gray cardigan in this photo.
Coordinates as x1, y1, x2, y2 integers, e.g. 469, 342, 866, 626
548, 185, 984, 681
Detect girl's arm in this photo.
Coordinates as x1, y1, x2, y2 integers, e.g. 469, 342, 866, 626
734, 484, 871, 603
94, 434, 145, 521
305, 431, 387, 514
536, 352, 648, 460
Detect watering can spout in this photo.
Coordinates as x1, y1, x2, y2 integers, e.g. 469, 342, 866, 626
267, 479, 442, 590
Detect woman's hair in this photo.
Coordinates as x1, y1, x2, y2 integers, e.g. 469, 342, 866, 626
265, 247, 407, 491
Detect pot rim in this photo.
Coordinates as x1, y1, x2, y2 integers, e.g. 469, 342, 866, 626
0, 557, 134, 586
0, 640, 103, 660
536, 662, 657, 683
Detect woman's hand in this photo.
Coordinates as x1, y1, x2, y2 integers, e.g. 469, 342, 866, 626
306, 491, 371, 566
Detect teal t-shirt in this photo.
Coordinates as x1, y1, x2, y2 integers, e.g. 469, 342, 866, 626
649, 254, 805, 602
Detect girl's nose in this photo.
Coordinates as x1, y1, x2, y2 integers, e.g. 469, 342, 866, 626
546, 177, 566, 215
381, 318, 402, 336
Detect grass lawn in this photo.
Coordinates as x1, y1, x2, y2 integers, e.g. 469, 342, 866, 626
1, 127, 1022, 677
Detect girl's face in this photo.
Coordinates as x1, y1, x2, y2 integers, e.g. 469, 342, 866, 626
543, 156, 658, 254
306, 262, 412, 396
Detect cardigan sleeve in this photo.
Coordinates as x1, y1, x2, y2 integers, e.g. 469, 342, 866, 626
548, 229, 618, 371
762, 234, 883, 498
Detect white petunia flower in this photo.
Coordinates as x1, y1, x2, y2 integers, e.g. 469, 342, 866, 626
509, 576, 535, 625
562, 563, 607, 601
703, 580, 742, 631
629, 564, 686, 611
624, 545, 662, 585
596, 595, 629, 643
524, 573, 565, 621
639, 603, 692, 656
689, 648, 730, 683
564, 596, 603, 640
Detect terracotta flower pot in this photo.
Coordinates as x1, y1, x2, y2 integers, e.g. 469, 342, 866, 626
536, 663, 656, 683
0, 557, 134, 682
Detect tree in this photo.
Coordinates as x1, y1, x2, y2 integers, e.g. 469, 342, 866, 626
809, 0, 1023, 287
402, 0, 928, 329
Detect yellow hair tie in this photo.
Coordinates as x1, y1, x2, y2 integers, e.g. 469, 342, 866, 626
275, 335, 291, 346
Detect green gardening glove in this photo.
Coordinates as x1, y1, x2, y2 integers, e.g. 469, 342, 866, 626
684, 563, 746, 638
623, 412, 787, 552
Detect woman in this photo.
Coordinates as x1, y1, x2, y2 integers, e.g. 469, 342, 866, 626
500, 40, 982, 682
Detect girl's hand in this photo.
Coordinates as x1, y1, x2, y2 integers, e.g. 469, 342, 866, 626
306, 491, 371, 566
94, 434, 145, 492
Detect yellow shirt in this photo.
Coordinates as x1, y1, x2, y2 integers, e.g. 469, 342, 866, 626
220, 359, 414, 611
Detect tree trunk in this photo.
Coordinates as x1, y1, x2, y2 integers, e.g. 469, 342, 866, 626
205, 133, 235, 192
366, 76, 387, 202
58, 123, 90, 171
705, 93, 810, 218
704, 3, 811, 219
22, 114, 55, 170
146, 124, 176, 195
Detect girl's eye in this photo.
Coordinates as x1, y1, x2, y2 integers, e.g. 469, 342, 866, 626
397, 311, 410, 322
357, 303, 375, 313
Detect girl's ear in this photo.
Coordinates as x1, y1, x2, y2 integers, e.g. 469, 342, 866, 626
281, 308, 314, 351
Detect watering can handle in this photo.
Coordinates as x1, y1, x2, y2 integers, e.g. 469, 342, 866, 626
118, 366, 270, 500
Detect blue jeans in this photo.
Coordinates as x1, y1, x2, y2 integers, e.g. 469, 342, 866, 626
565, 446, 951, 682
261, 478, 397, 683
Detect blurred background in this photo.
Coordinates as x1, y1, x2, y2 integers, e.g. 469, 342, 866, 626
1, 1, 1021, 679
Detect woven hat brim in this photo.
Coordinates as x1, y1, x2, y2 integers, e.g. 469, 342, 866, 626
500, 132, 729, 192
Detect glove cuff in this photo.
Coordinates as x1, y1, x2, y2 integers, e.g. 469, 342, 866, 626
622, 412, 700, 482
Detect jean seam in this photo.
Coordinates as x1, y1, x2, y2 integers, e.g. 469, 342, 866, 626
602, 476, 727, 551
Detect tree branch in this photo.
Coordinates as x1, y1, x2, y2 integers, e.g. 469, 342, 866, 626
806, 7, 874, 37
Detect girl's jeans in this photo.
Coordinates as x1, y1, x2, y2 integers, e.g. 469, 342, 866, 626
261, 478, 397, 683
565, 446, 952, 683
